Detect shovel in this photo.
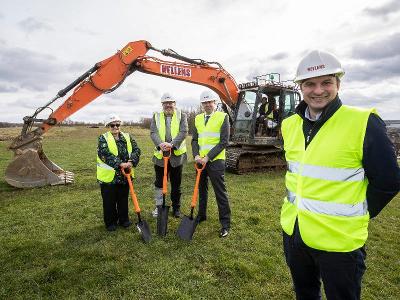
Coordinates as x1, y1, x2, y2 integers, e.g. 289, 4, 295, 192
121, 167, 151, 243
157, 149, 171, 236
177, 163, 206, 241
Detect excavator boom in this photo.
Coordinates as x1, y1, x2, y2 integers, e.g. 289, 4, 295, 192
5, 40, 239, 188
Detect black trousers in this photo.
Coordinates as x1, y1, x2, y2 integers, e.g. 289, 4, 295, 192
100, 183, 129, 227
198, 160, 231, 229
283, 225, 366, 300
154, 163, 182, 210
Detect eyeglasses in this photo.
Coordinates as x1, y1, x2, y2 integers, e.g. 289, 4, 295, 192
109, 124, 120, 128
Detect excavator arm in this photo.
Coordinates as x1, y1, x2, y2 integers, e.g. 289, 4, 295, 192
5, 40, 240, 188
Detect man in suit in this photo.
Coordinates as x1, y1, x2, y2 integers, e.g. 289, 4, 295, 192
191, 90, 231, 238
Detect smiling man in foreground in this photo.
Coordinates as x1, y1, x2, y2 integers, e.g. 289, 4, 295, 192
280, 50, 400, 300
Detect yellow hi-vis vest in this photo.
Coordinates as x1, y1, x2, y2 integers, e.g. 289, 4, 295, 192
153, 110, 187, 159
195, 111, 226, 161
281, 105, 376, 252
97, 131, 133, 183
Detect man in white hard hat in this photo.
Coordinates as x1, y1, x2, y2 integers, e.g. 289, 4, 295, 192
191, 90, 231, 238
280, 50, 400, 299
150, 93, 188, 218
97, 114, 141, 231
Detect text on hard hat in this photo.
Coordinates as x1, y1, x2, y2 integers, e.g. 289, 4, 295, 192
307, 64, 325, 72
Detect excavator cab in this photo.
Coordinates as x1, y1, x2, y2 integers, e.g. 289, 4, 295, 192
226, 75, 301, 173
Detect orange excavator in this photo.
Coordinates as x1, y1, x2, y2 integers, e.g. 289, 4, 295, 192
5, 40, 300, 188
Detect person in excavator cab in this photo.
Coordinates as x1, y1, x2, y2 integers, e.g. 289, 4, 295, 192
256, 95, 278, 136
280, 50, 400, 299
97, 114, 141, 231
150, 93, 188, 218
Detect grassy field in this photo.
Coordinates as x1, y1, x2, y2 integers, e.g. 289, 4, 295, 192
0, 126, 399, 299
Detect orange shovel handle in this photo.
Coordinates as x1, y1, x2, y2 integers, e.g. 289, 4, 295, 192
162, 149, 171, 195
121, 168, 140, 213
190, 163, 206, 208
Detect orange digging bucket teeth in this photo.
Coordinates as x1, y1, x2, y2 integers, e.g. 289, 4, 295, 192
121, 167, 151, 243
5, 134, 74, 188
177, 163, 206, 241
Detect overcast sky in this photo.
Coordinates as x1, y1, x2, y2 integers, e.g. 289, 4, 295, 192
1, 0, 399, 123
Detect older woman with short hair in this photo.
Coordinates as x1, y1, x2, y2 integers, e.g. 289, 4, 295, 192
97, 114, 141, 231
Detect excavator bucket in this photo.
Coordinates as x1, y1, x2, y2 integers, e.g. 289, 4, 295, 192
5, 149, 74, 188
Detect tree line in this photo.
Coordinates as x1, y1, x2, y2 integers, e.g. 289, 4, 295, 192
0, 107, 202, 134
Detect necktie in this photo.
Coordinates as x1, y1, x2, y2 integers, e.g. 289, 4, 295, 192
165, 117, 172, 142
205, 115, 210, 125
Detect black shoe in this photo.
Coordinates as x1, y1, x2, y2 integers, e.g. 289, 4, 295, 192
195, 215, 207, 224
120, 220, 132, 228
172, 210, 181, 218
220, 228, 229, 238
106, 224, 117, 232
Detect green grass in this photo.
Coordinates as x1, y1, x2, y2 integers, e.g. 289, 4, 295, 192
0, 126, 399, 299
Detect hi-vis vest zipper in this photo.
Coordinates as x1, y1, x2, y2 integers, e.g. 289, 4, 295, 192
281, 105, 376, 252
97, 132, 133, 183
195, 111, 226, 161
153, 110, 187, 159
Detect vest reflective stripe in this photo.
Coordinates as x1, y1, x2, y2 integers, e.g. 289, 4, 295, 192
287, 161, 366, 182
287, 190, 368, 216
97, 131, 133, 183
154, 110, 187, 159
287, 190, 296, 204
195, 111, 226, 161
97, 161, 114, 170
198, 132, 221, 138
299, 197, 368, 217
281, 105, 376, 252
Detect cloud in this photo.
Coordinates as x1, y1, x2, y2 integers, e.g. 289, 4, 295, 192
346, 55, 400, 82
352, 32, 400, 60
243, 56, 291, 82
270, 52, 289, 60
0, 83, 18, 93
0, 43, 73, 92
17, 17, 53, 34
363, 0, 400, 18
74, 27, 99, 36
347, 33, 400, 82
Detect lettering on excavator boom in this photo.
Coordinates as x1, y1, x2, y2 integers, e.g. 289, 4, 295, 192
160, 65, 191, 77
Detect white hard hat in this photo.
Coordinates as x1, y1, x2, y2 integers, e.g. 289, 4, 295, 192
104, 114, 122, 126
161, 93, 175, 103
294, 50, 345, 83
200, 90, 218, 103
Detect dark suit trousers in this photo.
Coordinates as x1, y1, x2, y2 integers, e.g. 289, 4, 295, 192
283, 222, 366, 300
154, 163, 183, 209
198, 159, 231, 229
100, 183, 129, 227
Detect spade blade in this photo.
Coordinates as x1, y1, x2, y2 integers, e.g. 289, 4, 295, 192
156, 205, 170, 236
177, 215, 197, 241
136, 220, 152, 243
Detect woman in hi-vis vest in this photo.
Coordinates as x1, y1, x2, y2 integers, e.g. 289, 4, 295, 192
97, 114, 141, 231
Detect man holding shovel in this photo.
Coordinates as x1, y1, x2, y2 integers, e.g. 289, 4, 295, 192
150, 93, 188, 218
191, 90, 231, 238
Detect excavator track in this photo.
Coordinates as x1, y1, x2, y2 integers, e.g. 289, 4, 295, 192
226, 146, 286, 174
